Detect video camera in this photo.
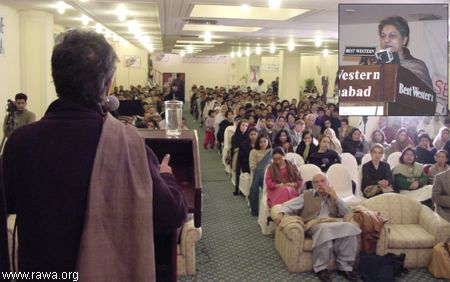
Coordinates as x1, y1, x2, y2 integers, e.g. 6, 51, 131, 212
6, 99, 17, 114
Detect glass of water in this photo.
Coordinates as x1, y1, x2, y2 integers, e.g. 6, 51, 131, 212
165, 100, 183, 136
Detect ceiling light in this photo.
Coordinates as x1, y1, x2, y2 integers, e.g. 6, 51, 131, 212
176, 40, 224, 44
288, 39, 295, 51
323, 49, 329, 56
204, 31, 212, 43
270, 43, 276, 54
116, 4, 127, 21
56, 1, 66, 14
95, 23, 103, 33
315, 36, 322, 47
245, 46, 251, 56
241, 4, 250, 13
255, 45, 261, 55
127, 19, 138, 33
237, 49, 242, 57
187, 45, 194, 54
81, 15, 89, 26
231, 50, 235, 58
180, 50, 186, 57
269, 0, 281, 9
112, 34, 119, 42
145, 43, 154, 53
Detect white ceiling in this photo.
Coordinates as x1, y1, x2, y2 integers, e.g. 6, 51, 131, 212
0, 0, 448, 56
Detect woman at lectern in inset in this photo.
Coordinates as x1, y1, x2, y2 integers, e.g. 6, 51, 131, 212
378, 16, 433, 88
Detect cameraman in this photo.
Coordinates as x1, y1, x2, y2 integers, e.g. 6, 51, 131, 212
3, 93, 36, 137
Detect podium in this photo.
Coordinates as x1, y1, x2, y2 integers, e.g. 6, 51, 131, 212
339, 64, 436, 115
138, 129, 202, 282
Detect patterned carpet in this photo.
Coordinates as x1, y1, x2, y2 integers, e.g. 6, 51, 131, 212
178, 107, 447, 282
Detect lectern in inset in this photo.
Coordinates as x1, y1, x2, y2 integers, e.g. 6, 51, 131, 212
138, 129, 202, 282
339, 64, 436, 115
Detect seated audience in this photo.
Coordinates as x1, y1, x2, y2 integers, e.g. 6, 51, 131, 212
309, 135, 341, 172
323, 128, 342, 154
217, 110, 234, 150
260, 114, 276, 142
432, 167, 450, 222
342, 128, 369, 165
265, 148, 303, 208
378, 116, 396, 144
273, 129, 294, 153
428, 150, 450, 184
304, 114, 322, 139
433, 126, 450, 150
295, 131, 318, 163
274, 173, 360, 282
369, 129, 390, 158
361, 144, 393, 198
390, 128, 415, 153
415, 133, 437, 165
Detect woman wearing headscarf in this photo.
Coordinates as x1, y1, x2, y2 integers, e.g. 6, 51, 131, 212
265, 147, 303, 207
432, 127, 450, 150
323, 127, 342, 154
234, 128, 258, 195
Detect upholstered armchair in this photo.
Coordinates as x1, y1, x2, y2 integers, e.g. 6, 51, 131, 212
362, 193, 450, 268
177, 218, 202, 276
271, 205, 338, 273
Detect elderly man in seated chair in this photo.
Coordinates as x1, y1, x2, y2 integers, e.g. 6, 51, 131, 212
274, 173, 361, 282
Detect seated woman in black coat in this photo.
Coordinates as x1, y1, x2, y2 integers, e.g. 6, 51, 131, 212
361, 143, 394, 198
234, 127, 258, 195
342, 127, 370, 165
308, 135, 341, 172
415, 133, 437, 165
295, 130, 317, 163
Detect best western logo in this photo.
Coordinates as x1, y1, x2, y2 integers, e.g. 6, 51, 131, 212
398, 83, 434, 102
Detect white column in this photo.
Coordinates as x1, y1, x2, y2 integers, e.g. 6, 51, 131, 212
279, 50, 301, 101
19, 10, 55, 119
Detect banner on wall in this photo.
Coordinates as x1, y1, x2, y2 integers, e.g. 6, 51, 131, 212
182, 55, 227, 64
423, 21, 448, 114
0, 16, 5, 55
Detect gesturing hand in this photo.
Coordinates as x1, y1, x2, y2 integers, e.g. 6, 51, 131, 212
159, 154, 173, 174
325, 185, 338, 200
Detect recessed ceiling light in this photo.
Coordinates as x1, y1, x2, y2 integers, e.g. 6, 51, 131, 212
269, 0, 281, 9
81, 15, 89, 25
237, 49, 242, 57
116, 4, 127, 22
180, 50, 186, 57
245, 46, 251, 56
315, 36, 322, 47
204, 31, 212, 43
187, 45, 194, 54
56, 1, 66, 14
288, 39, 295, 51
95, 23, 103, 33
323, 49, 329, 56
230, 50, 235, 58
255, 45, 261, 55
176, 40, 224, 45
127, 19, 138, 33
241, 4, 250, 13
270, 43, 276, 54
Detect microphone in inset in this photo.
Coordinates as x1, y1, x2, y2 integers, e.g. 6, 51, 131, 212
103, 95, 120, 112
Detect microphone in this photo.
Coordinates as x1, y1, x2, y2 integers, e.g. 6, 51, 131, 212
375, 48, 399, 64
102, 95, 120, 112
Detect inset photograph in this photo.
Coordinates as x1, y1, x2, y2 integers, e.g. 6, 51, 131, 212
338, 4, 448, 116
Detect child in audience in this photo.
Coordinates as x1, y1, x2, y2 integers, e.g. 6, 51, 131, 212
203, 110, 216, 149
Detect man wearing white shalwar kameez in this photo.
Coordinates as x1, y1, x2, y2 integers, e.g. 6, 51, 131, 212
274, 173, 360, 282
